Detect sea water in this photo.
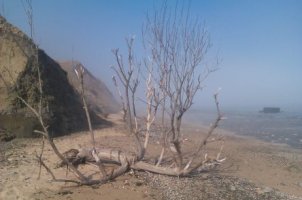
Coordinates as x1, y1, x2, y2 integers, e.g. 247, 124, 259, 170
185, 109, 302, 149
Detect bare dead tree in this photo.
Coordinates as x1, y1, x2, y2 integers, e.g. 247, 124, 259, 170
1, 2, 132, 185
100, 2, 225, 176
2, 31, 116, 186
142, 2, 219, 170
21, 0, 34, 39
111, 37, 144, 159
74, 65, 108, 178
112, 76, 127, 121
22, 0, 45, 179
0, 0, 88, 184
0, 1, 5, 17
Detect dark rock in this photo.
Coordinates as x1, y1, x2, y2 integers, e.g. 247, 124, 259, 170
135, 181, 144, 186
57, 190, 73, 195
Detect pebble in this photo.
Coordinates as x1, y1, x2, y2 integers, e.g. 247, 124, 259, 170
124, 180, 130, 186
135, 181, 143, 186
298, 182, 302, 187
230, 185, 236, 191
280, 182, 286, 186
262, 186, 273, 193
57, 190, 73, 195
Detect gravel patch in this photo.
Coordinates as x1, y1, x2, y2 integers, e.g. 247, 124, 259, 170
142, 173, 302, 200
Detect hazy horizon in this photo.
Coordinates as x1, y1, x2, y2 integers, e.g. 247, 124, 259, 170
1, 0, 301, 112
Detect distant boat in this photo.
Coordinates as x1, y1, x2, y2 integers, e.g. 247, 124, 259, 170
260, 107, 281, 113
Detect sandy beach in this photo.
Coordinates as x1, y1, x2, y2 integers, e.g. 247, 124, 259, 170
1, 115, 302, 200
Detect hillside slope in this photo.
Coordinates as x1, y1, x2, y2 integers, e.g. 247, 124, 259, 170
59, 61, 120, 114
0, 15, 105, 137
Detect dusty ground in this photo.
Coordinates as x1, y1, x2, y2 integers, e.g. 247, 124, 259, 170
1, 114, 302, 200
182, 123, 302, 197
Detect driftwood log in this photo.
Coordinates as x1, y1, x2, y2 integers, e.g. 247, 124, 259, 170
62, 144, 225, 179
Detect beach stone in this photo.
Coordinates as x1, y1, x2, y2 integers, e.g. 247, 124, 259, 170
135, 181, 143, 186
298, 182, 302, 187
230, 185, 236, 191
262, 186, 273, 193
57, 190, 73, 195
124, 180, 130, 186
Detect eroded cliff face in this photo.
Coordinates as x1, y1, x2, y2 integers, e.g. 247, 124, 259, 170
0, 16, 105, 137
59, 61, 120, 115
0, 16, 34, 112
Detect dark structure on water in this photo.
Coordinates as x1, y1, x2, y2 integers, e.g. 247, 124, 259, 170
260, 107, 281, 113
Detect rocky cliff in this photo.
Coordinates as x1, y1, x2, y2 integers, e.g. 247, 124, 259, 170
0, 15, 105, 137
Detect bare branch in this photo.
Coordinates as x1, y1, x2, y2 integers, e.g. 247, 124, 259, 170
74, 65, 107, 178
111, 38, 144, 159
112, 75, 127, 121
184, 91, 224, 171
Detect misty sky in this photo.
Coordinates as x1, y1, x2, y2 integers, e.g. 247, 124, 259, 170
1, 0, 301, 111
